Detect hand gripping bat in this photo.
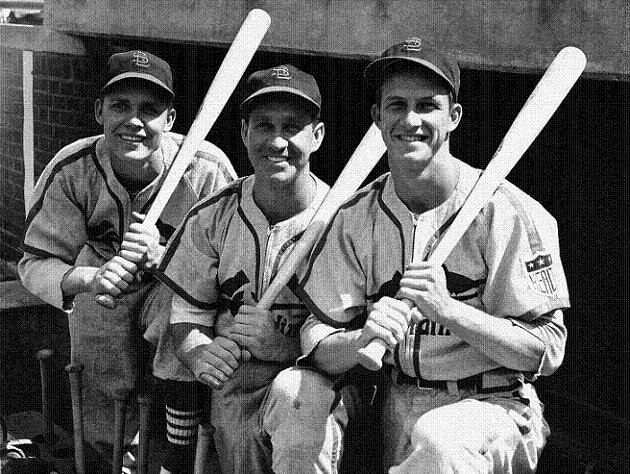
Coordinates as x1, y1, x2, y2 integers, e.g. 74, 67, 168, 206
357, 46, 587, 370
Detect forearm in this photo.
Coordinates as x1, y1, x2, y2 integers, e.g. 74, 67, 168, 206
61, 266, 99, 297
310, 329, 364, 375
441, 299, 547, 373
172, 322, 214, 357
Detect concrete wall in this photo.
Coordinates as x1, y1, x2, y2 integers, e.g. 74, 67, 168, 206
47, 0, 629, 80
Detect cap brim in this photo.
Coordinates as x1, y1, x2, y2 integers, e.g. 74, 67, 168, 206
365, 57, 455, 93
240, 86, 320, 111
102, 72, 174, 96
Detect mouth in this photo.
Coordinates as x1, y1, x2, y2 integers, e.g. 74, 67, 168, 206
264, 155, 288, 163
394, 133, 428, 143
118, 134, 146, 143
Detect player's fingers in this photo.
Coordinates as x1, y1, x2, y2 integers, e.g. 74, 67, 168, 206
111, 255, 139, 274
211, 345, 240, 371
363, 317, 398, 347
131, 211, 146, 223
198, 373, 223, 390
119, 249, 145, 263
240, 348, 252, 362
230, 333, 254, 350
215, 337, 242, 360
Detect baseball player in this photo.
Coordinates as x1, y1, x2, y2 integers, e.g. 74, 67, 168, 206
159, 64, 348, 473
296, 38, 570, 473
18, 50, 236, 473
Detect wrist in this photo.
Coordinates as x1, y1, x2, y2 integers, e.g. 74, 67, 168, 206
179, 328, 213, 355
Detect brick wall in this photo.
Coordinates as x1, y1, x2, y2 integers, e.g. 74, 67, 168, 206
0, 49, 101, 261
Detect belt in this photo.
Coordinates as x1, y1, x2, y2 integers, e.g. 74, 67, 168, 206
394, 371, 522, 394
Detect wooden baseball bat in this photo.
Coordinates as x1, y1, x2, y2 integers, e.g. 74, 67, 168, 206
36, 348, 56, 445
257, 123, 387, 311
112, 390, 130, 474
136, 394, 151, 474
66, 315, 87, 474
96, 8, 271, 309
357, 46, 587, 370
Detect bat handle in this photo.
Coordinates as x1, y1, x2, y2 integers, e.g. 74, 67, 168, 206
65, 362, 86, 474
357, 339, 388, 371
36, 349, 56, 444
357, 297, 416, 371
95, 293, 119, 309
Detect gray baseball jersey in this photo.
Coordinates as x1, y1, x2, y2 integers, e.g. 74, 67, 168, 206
299, 161, 570, 381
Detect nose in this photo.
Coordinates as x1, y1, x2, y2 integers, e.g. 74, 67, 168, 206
125, 107, 144, 127
401, 108, 423, 127
267, 134, 289, 151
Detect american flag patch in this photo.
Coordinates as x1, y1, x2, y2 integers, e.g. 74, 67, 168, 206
522, 253, 558, 295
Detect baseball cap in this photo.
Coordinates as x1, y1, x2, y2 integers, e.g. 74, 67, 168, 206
364, 37, 460, 99
101, 50, 174, 97
240, 64, 321, 115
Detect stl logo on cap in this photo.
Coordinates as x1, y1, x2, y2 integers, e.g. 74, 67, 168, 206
272, 66, 292, 80
404, 37, 423, 52
132, 51, 150, 69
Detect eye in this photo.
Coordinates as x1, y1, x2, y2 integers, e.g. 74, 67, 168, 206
143, 104, 161, 116
416, 101, 439, 112
384, 100, 406, 111
253, 121, 273, 131
284, 123, 303, 134
110, 101, 128, 112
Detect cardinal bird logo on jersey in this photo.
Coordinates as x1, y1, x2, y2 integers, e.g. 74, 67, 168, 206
221, 270, 251, 315
443, 265, 486, 301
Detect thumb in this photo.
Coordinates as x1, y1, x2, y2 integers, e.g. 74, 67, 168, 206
242, 291, 258, 306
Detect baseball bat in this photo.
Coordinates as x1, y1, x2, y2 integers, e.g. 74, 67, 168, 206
136, 394, 151, 474
257, 123, 387, 310
66, 315, 87, 474
36, 348, 56, 444
357, 46, 587, 370
96, 8, 271, 309
112, 390, 130, 474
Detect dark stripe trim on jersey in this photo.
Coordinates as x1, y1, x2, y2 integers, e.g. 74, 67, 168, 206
20, 243, 74, 265
154, 272, 217, 311
425, 210, 461, 261
159, 181, 243, 271
412, 323, 422, 378
376, 177, 406, 270
91, 152, 125, 242
299, 177, 387, 287
291, 280, 350, 329
237, 203, 260, 296
270, 231, 304, 280
25, 141, 96, 230
496, 185, 545, 254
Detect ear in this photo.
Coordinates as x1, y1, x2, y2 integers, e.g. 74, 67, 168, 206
164, 107, 176, 132
446, 102, 463, 132
310, 122, 325, 153
371, 103, 382, 128
240, 118, 249, 146
94, 99, 103, 126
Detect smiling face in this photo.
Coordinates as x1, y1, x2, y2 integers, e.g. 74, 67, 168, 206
371, 69, 461, 177
95, 80, 175, 169
241, 98, 324, 186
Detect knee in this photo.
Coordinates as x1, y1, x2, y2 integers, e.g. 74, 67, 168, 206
268, 368, 335, 413
410, 413, 460, 458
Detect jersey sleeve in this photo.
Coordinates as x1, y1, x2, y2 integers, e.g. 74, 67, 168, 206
192, 140, 238, 200
18, 155, 91, 310
481, 186, 570, 321
298, 209, 368, 334
159, 203, 220, 325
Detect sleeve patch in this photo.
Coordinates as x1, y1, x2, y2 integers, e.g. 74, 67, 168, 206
521, 252, 558, 296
